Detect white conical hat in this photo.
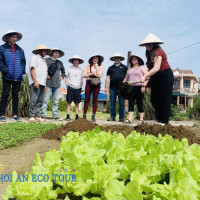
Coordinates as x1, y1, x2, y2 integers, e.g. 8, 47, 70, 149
32, 44, 51, 55
88, 54, 104, 64
2, 30, 23, 42
110, 52, 125, 61
128, 54, 144, 65
68, 54, 84, 64
50, 47, 65, 57
139, 33, 164, 46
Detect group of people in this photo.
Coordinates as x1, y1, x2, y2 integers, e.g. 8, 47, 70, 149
0, 30, 174, 125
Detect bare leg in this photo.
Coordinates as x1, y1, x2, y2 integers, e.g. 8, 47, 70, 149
139, 112, 144, 121
128, 112, 134, 122
75, 103, 79, 115
66, 103, 71, 115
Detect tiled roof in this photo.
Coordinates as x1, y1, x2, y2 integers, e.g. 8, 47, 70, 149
173, 68, 193, 74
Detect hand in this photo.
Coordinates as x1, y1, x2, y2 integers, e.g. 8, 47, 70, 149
140, 76, 146, 83
105, 88, 108, 93
59, 76, 63, 81
141, 86, 145, 94
47, 75, 50, 80
44, 87, 47, 93
34, 81, 39, 89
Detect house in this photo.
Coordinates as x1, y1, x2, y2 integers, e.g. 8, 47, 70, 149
172, 68, 198, 110
81, 91, 108, 111
59, 88, 67, 100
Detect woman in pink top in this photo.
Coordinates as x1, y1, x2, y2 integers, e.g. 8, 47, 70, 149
123, 55, 148, 124
83, 54, 103, 122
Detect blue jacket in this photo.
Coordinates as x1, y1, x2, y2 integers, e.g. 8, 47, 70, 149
0, 42, 26, 81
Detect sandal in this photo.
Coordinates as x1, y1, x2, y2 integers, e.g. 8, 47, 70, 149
123, 119, 132, 124
138, 120, 144, 124
29, 117, 35, 123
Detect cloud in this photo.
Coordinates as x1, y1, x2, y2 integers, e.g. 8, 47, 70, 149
0, 0, 199, 90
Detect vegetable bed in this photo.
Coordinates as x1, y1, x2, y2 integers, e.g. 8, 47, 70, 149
3, 127, 200, 200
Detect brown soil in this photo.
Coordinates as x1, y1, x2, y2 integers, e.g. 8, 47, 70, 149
42, 118, 200, 145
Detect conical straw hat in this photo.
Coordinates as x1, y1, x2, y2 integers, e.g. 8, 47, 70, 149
50, 47, 65, 58
139, 33, 164, 46
88, 54, 104, 64
110, 52, 125, 61
68, 55, 84, 64
128, 54, 144, 65
32, 44, 51, 55
2, 30, 23, 42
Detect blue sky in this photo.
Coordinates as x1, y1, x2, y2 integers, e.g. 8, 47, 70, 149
0, 0, 200, 89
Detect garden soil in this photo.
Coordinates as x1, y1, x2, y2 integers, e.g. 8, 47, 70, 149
43, 118, 200, 145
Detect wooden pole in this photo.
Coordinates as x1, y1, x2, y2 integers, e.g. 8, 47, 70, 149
125, 51, 132, 113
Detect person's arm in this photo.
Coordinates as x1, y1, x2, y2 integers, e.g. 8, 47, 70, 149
83, 66, 92, 78
21, 49, 26, 74
123, 71, 128, 83
81, 77, 83, 88
95, 66, 103, 78
141, 66, 149, 86
30, 67, 39, 89
60, 62, 65, 80
105, 75, 110, 93
65, 75, 69, 87
141, 56, 162, 82
0, 47, 8, 74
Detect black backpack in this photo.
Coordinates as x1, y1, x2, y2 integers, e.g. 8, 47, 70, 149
48, 61, 57, 77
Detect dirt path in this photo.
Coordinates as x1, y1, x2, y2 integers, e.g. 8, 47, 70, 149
0, 138, 60, 197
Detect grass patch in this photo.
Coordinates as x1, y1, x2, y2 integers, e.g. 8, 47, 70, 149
46, 110, 110, 120
0, 123, 60, 149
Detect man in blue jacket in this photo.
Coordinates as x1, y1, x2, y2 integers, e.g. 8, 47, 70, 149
0, 30, 26, 122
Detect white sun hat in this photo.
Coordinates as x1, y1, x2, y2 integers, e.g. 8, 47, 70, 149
68, 55, 84, 64
128, 55, 144, 65
2, 30, 23, 42
32, 44, 51, 55
50, 47, 65, 58
88, 54, 104, 64
110, 52, 125, 61
139, 33, 164, 46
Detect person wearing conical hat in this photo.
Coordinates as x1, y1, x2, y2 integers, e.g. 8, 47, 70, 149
65, 55, 84, 121
28, 44, 51, 122
41, 47, 65, 120
105, 52, 128, 122
139, 33, 174, 125
0, 30, 26, 122
82, 54, 104, 122
122, 55, 148, 124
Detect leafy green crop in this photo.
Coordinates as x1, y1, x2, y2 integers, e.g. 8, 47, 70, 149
0, 123, 60, 149
3, 127, 200, 199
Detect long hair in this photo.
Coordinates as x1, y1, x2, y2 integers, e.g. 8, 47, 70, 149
89, 56, 102, 67
145, 44, 161, 63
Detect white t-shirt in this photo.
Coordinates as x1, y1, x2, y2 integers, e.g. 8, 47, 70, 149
28, 54, 48, 86
66, 65, 83, 89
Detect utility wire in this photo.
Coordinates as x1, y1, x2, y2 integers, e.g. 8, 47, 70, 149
167, 42, 200, 55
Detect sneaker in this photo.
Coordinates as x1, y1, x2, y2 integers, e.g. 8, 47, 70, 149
119, 117, 124, 122
75, 116, 79, 120
107, 117, 115, 121
83, 114, 86, 119
53, 117, 63, 121
12, 116, 22, 122
0, 116, 6, 122
91, 115, 95, 122
156, 122, 165, 126
65, 116, 71, 121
